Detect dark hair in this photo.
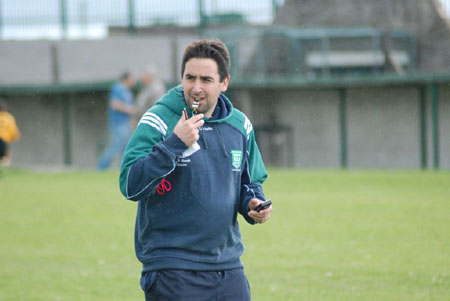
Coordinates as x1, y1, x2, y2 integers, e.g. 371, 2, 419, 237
181, 39, 231, 82
120, 71, 131, 82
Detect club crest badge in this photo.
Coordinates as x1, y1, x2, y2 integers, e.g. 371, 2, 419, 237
231, 150, 243, 169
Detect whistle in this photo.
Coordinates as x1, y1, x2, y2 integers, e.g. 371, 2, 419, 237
192, 101, 199, 115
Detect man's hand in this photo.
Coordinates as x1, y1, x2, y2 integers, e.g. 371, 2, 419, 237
248, 198, 272, 224
173, 112, 204, 147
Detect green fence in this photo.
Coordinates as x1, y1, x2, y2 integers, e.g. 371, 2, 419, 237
206, 27, 418, 80
0, 0, 281, 39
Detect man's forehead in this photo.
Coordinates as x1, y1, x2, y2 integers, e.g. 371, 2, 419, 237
184, 58, 219, 76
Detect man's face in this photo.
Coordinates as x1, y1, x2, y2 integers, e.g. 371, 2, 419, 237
182, 58, 229, 118
123, 75, 136, 88
142, 73, 153, 86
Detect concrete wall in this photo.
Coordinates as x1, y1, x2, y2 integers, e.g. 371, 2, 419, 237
69, 92, 109, 167
0, 41, 54, 85
346, 87, 421, 169
7, 92, 109, 169
2, 37, 449, 170
0, 35, 197, 85
5, 83, 450, 170
7, 94, 65, 167
234, 84, 450, 170
243, 89, 341, 168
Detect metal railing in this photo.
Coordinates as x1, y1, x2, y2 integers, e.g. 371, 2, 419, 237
205, 27, 418, 80
0, 0, 281, 40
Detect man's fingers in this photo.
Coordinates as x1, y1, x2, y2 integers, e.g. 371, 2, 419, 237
195, 119, 205, 128
190, 113, 204, 122
173, 111, 204, 147
188, 114, 204, 127
185, 115, 204, 130
185, 119, 204, 131
249, 210, 271, 224
248, 198, 260, 210
250, 206, 272, 216
177, 112, 187, 126
248, 202, 272, 224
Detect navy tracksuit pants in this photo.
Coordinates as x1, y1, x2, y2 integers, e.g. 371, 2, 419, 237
141, 268, 251, 300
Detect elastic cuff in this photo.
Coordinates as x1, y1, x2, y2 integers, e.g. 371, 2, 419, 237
162, 133, 188, 157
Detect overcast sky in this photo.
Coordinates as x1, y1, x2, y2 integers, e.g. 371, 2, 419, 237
1, 0, 448, 40
0, 0, 279, 39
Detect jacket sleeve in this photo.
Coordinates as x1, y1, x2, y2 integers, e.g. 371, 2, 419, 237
238, 129, 268, 224
119, 114, 187, 201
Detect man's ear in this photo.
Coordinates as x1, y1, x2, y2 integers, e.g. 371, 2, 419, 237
220, 75, 230, 92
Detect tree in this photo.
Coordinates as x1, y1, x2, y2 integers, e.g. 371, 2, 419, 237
274, 0, 450, 72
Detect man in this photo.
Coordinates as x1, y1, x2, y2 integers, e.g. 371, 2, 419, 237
97, 72, 136, 170
0, 98, 21, 168
119, 39, 272, 300
134, 65, 167, 123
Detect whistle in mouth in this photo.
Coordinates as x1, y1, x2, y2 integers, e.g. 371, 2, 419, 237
192, 101, 199, 115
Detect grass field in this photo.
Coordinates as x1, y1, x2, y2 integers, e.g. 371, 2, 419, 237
0, 169, 449, 300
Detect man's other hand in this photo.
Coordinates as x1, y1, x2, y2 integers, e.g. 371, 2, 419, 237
248, 198, 272, 224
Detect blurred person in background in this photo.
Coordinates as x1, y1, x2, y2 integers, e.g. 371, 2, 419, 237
133, 65, 167, 126
97, 71, 136, 170
120, 39, 272, 300
0, 98, 21, 168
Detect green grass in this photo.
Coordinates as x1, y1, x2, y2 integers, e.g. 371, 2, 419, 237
1, 169, 449, 300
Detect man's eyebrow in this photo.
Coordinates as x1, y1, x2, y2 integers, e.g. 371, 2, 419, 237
184, 73, 214, 81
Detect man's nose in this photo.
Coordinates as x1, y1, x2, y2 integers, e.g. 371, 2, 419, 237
192, 80, 202, 93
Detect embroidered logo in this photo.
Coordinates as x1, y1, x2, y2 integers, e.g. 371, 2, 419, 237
231, 150, 243, 169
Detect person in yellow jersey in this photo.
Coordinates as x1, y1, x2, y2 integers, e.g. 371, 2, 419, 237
0, 98, 21, 168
